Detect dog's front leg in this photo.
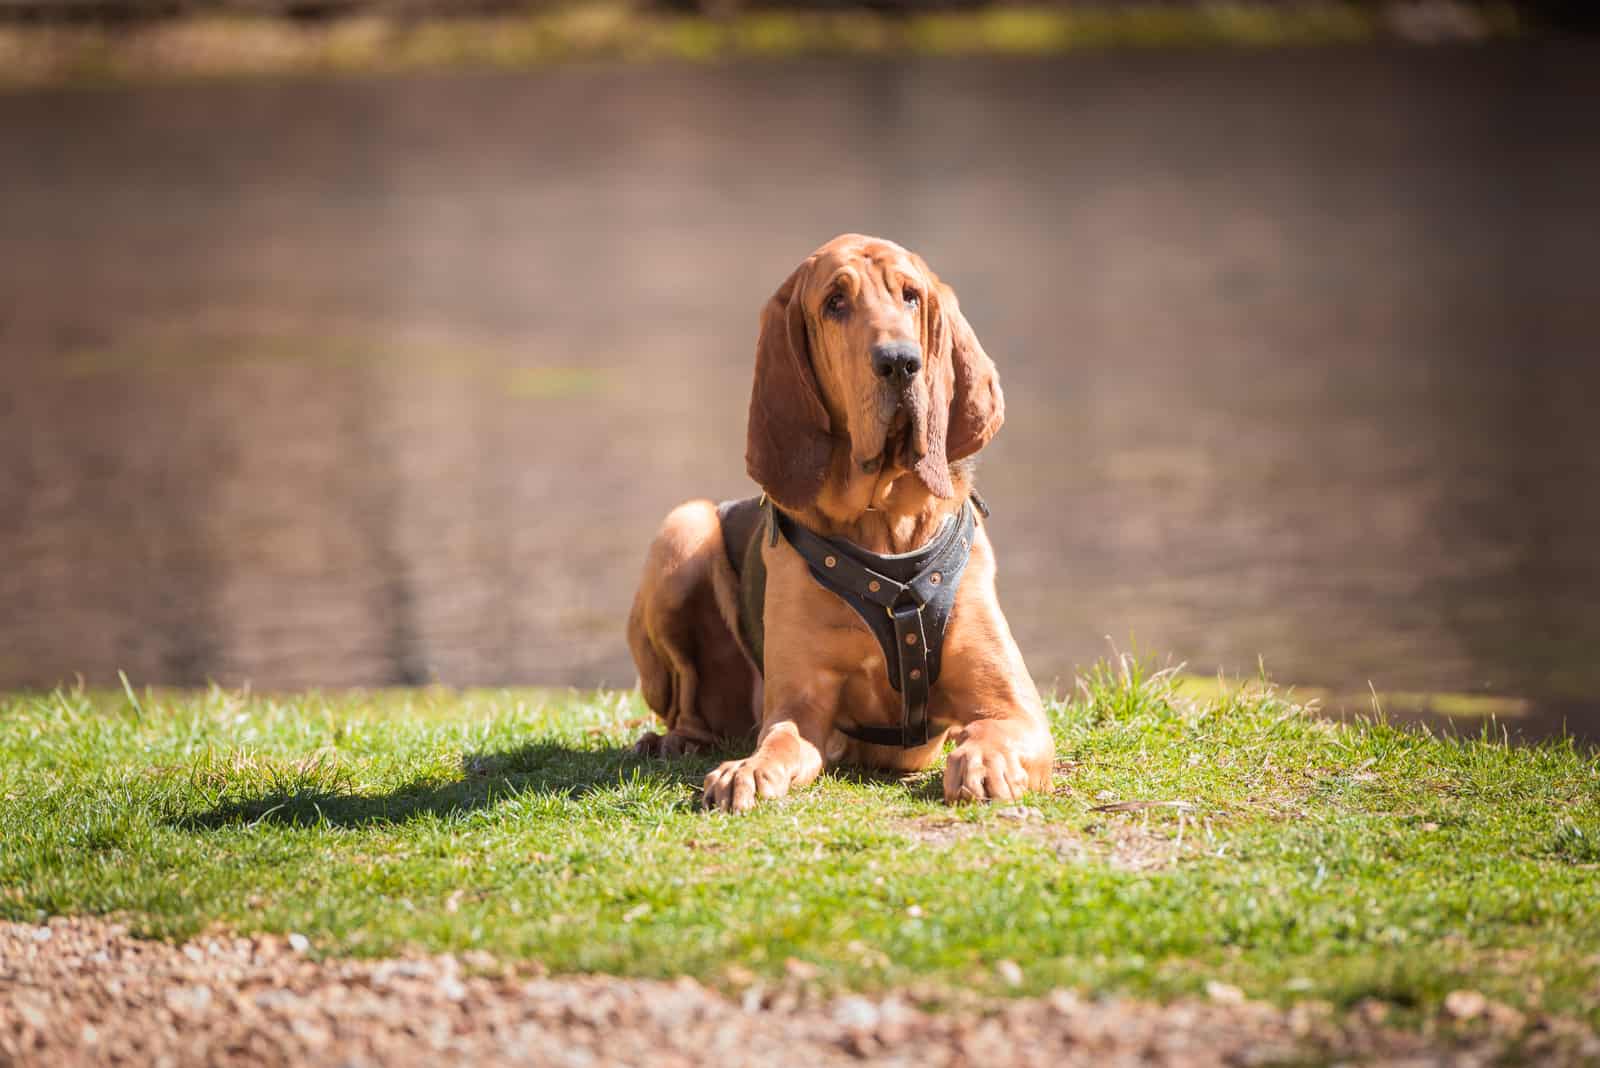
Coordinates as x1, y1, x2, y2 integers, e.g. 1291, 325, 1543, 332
703, 675, 838, 813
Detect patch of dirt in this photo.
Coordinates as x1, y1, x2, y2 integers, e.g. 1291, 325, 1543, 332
4, 919, 1598, 1067
900, 806, 1190, 872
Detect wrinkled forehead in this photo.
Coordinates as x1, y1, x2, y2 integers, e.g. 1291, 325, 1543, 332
804, 240, 923, 300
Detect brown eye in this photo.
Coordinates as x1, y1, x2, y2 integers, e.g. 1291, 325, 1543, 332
824, 292, 849, 319
902, 288, 920, 309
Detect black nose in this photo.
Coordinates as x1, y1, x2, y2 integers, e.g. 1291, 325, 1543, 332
870, 340, 923, 381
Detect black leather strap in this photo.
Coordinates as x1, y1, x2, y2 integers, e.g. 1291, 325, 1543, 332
770, 497, 978, 748
717, 497, 770, 674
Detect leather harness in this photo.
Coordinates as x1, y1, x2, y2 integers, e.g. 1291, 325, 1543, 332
716, 492, 987, 748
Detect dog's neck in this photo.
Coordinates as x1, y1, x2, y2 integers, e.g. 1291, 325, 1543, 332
797, 450, 971, 555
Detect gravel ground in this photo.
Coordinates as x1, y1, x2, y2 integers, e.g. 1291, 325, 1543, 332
3, 918, 1597, 1067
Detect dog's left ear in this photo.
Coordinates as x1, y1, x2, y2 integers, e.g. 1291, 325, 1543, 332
911, 264, 1005, 498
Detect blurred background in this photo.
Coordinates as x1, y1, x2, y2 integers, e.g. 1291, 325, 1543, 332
1, 0, 1596, 737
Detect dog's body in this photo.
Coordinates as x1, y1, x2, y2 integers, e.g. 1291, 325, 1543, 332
628, 235, 1053, 811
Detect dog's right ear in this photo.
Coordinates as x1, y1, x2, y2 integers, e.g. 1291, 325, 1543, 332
745, 260, 833, 509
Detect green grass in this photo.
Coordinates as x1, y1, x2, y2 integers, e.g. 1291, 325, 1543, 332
2, 660, 1597, 1026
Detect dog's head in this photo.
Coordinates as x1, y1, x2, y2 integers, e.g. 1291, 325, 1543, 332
745, 234, 1003, 511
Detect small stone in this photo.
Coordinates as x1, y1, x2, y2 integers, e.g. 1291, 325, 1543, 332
784, 958, 820, 981
1484, 1001, 1527, 1034
842, 1030, 879, 1057
1047, 989, 1082, 1015
996, 960, 1024, 987
832, 996, 881, 1030
1444, 989, 1488, 1021
12, 990, 52, 1029
1354, 997, 1390, 1025
1205, 980, 1245, 1004
287, 932, 311, 954
31, 926, 52, 942
164, 985, 212, 1014
253, 989, 303, 1012
438, 977, 468, 1002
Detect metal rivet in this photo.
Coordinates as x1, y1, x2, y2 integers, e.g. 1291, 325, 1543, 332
824, 555, 836, 568
868, 580, 880, 592
930, 572, 942, 585
905, 633, 918, 645
909, 668, 922, 680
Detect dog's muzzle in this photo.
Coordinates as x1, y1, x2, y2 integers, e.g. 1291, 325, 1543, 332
870, 340, 922, 383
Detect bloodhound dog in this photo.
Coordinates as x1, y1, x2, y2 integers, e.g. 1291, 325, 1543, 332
627, 234, 1053, 812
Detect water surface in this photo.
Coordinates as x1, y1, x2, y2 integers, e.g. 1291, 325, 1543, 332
2, 46, 1597, 736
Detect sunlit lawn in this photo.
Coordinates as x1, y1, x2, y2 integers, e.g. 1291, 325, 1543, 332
2, 661, 1597, 1025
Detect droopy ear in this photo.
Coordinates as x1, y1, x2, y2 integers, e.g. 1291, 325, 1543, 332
936, 279, 1004, 463
909, 267, 1004, 499
745, 261, 833, 509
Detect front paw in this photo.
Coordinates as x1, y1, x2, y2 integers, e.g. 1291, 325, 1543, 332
943, 724, 1050, 804
703, 755, 793, 813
